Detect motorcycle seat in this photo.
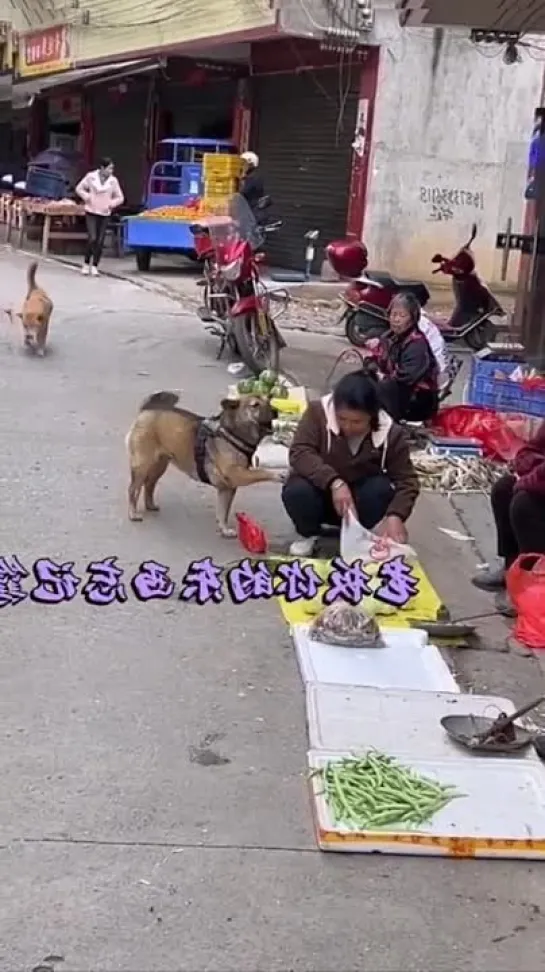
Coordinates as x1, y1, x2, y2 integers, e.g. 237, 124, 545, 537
365, 271, 431, 306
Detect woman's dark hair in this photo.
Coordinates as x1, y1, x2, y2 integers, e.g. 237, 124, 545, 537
332, 373, 380, 431
389, 291, 421, 327
98, 157, 113, 169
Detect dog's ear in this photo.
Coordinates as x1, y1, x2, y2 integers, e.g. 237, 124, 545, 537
221, 398, 240, 410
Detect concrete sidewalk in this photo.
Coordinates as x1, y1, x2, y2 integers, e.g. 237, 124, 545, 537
0, 248, 543, 972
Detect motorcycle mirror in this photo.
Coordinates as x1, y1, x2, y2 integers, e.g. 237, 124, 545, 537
431, 254, 443, 263
466, 223, 477, 248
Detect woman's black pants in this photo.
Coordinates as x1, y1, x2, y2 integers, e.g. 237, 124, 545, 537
492, 473, 545, 566
282, 474, 394, 538
84, 213, 109, 267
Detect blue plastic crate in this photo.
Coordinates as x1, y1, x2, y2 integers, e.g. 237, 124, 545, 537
25, 166, 66, 200
468, 357, 545, 418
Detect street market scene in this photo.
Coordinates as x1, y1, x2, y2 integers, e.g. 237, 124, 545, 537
3, 0, 545, 970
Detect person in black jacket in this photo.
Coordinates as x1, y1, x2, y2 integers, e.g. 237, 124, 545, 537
375, 293, 439, 423
239, 151, 265, 214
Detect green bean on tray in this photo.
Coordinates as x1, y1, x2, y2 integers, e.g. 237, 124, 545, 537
312, 753, 465, 831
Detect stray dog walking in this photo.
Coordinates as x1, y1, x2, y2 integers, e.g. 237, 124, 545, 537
125, 391, 283, 535
7, 261, 53, 356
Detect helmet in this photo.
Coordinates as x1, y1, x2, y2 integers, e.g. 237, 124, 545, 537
241, 151, 259, 168
326, 239, 368, 278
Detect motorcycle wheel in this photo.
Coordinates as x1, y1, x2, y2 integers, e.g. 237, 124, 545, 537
345, 309, 388, 347
233, 311, 280, 376
205, 274, 230, 322
464, 318, 497, 352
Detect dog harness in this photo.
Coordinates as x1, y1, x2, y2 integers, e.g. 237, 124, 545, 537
194, 421, 212, 484
193, 419, 257, 485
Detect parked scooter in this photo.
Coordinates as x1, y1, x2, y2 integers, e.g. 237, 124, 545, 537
326, 224, 506, 352
191, 193, 288, 375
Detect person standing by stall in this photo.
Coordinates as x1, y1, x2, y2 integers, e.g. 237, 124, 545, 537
239, 151, 265, 214
75, 157, 124, 276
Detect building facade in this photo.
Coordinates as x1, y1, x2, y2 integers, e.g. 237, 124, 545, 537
7, 0, 542, 283
364, 4, 543, 286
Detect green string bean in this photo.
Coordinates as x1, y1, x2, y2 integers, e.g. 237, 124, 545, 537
314, 753, 464, 831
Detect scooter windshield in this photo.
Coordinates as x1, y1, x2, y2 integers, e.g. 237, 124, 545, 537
204, 192, 262, 258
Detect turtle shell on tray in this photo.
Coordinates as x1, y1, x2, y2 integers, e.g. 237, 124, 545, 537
308, 603, 383, 648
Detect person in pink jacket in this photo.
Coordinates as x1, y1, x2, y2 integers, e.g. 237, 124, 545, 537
75, 157, 124, 276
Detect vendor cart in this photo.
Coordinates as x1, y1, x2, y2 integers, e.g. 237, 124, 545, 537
124, 137, 239, 271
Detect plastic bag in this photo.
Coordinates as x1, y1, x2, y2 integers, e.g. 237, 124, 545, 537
341, 509, 416, 566
507, 554, 545, 650
433, 406, 526, 462
309, 602, 383, 648
236, 512, 269, 555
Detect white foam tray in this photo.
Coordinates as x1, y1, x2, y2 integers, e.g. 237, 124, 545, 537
253, 438, 289, 469
305, 685, 533, 760
292, 624, 459, 693
308, 749, 545, 858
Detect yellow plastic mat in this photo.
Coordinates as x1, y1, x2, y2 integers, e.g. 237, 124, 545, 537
272, 556, 442, 628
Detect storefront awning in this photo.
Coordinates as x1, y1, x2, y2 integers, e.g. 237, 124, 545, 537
12, 57, 164, 108
397, 0, 545, 31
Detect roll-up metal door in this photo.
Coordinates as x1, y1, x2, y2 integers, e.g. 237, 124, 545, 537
251, 69, 360, 270
90, 80, 150, 206
160, 79, 237, 140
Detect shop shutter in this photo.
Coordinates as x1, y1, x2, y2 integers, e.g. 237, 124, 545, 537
160, 79, 237, 140
251, 69, 360, 271
90, 80, 150, 206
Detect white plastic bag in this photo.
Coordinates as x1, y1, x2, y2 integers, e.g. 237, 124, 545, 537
340, 509, 416, 566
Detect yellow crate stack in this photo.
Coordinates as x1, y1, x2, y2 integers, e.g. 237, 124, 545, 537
202, 154, 242, 201
202, 153, 243, 179
203, 176, 239, 200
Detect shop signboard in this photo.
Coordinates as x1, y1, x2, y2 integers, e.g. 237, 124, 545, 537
18, 24, 72, 79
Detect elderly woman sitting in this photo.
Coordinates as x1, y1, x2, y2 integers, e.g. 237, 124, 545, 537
281, 372, 420, 557
375, 292, 440, 424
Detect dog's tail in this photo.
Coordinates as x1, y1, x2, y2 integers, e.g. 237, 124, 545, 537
27, 261, 38, 298
140, 391, 179, 412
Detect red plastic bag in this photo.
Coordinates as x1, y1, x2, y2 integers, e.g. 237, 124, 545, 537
236, 512, 269, 555
507, 554, 545, 650
433, 406, 527, 462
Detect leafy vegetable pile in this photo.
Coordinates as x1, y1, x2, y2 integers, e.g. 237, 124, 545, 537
237, 370, 289, 399
315, 753, 463, 830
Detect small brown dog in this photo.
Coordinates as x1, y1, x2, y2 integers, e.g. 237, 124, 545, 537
11, 261, 53, 355
126, 391, 283, 535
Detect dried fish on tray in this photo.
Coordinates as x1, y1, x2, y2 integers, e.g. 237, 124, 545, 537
412, 448, 506, 494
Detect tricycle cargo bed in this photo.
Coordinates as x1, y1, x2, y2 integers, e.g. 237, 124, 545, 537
124, 217, 195, 251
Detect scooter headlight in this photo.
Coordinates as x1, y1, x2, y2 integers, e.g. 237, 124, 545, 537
222, 257, 243, 282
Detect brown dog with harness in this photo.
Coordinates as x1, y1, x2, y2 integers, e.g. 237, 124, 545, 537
125, 391, 283, 535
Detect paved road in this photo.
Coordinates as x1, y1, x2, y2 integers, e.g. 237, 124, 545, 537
1, 252, 544, 972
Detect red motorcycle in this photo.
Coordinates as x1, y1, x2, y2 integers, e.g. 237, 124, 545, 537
191, 194, 287, 375
327, 224, 506, 352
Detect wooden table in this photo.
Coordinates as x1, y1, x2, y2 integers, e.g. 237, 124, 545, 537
20, 203, 87, 255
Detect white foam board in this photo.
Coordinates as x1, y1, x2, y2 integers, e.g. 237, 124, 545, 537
309, 749, 545, 858
292, 624, 459, 693
306, 685, 526, 758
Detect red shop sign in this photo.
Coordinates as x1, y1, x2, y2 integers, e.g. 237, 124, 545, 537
20, 24, 72, 77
